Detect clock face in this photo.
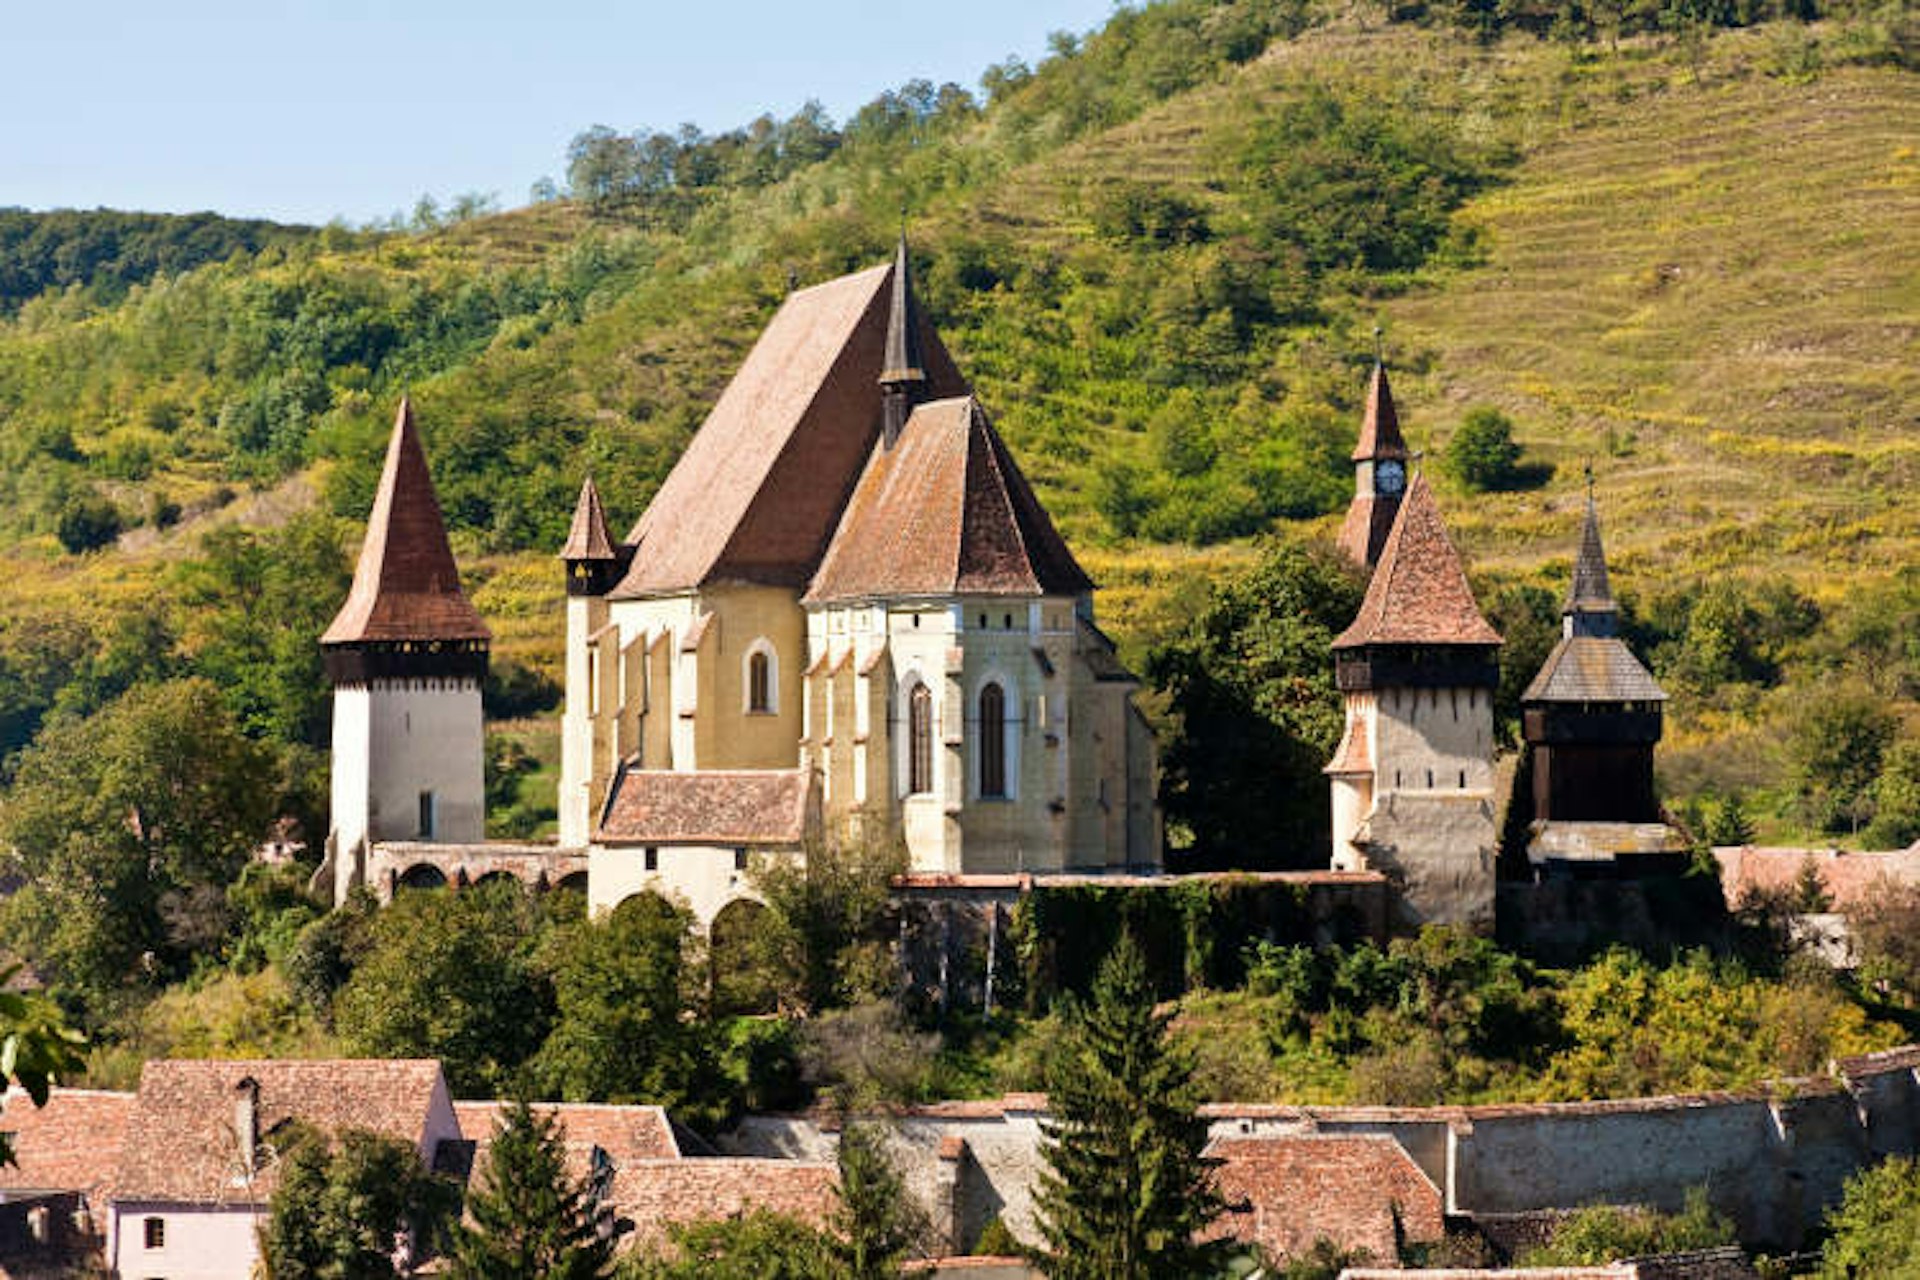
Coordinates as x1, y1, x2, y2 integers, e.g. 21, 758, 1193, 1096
1375, 459, 1406, 496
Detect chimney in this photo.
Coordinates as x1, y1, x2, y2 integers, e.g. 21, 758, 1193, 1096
234, 1076, 260, 1173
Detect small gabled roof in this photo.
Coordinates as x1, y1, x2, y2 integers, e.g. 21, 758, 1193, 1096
805, 396, 1093, 604
613, 259, 967, 598
114, 1059, 448, 1205
321, 398, 490, 645
1334, 475, 1501, 649
597, 767, 815, 846
560, 476, 619, 562
1523, 636, 1666, 704
1567, 495, 1615, 615
1351, 361, 1409, 463
0, 1086, 132, 1199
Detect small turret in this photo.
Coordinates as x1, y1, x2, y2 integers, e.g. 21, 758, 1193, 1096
1563, 487, 1617, 639
879, 233, 928, 447
560, 476, 627, 597
1337, 355, 1413, 571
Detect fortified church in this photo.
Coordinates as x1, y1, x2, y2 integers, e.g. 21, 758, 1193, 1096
316, 244, 1673, 934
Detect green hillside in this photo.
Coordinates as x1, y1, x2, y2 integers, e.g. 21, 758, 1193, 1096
0, 4, 1913, 849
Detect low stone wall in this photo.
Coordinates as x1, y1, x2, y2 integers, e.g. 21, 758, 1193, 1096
365, 841, 587, 902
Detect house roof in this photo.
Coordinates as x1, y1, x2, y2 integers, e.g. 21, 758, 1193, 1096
613, 260, 967, 598
805, 396, 1092, 604
1522, 636, 1666, 704
597, 767, 815, 845
321, 398, 491, 646
451, 1101, 679, 1189
1333, 475, 1501, 649
0, 1087, 132, 1199
560, 476, 620, 562
607, 1158, 838, 1252
1205, 1133, 1443, 1264
113, 1059, 447, 1205
1351, 361, 1409, 462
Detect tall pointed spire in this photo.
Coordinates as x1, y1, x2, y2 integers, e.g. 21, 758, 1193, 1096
561, 476, 617, 563
1334, 475, 1502, 650
321, 397, 490, 645
1564, 490, 1618, 638
879, 231, 927, 446
1351, 360, 1409, 463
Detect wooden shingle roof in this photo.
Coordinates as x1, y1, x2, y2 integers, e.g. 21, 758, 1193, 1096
805, 396, 1092, 604
1334, 475, 1501, 649
613, 260, 967, 597
321, 398, 490, 645
1523, 636, 1666, 704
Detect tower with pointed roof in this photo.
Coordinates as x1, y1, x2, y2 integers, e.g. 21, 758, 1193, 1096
1325, 474, 1502, 929
1337, 358, 1411, 571
321, 398, 490, 902
1519, 491, 1672, 870
559, 244, 1159, 919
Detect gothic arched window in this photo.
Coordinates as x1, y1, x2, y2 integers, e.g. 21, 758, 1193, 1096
744, 640, 776, 714
979, 683, 1007, 798
909, 683, 934, 795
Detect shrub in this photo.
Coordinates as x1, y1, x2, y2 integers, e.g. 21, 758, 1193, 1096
1444, 406, 1524, 491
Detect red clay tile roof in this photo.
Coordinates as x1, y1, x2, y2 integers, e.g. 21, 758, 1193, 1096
1205, 1133, 1443, 1265
1340, 1270, 1635, 1279
1522, 636, 1666, 704
608, 1158, 838, 1252
560, 476, 619, 562
597, 767, 815, 845
1323, 714, 1371, 776
806, 396, 1092, 604
1351, 362, 1409, 462
453, 1101, 679, 1190
1334, 475, 1501, 649
613, 261, 967, 597
321, 398, 491, 645
0, 1087, 131, 1198
1712, 845, 1920, 911
113, 1059, 447, 1205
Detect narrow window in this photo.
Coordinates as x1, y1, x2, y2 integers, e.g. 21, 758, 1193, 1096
748, 650, 772, 713
979, 683, 1007, 799
1458, 769, 1467, 789
418, 791, 436, 840
144, 1217, 165, 1249
1426, 769, 1434, 788
733, 847, 749, 872
909, 683, 934, 795
644, 847, 658, 872
1003, 613, 1012, 629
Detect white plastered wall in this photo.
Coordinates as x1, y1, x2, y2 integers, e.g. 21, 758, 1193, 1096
331, 677, 483, 881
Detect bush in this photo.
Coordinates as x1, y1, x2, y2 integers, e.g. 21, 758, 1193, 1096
1444, 406, 1524, 492
55, 494, 123, 553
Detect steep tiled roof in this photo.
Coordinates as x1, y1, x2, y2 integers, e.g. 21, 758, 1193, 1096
1567, 496, 1615, 614
1205, 1133, 1443, 1264
805, 397, 1092, 603
0, 1087, 131, 1198
1323, 715, 1371, 776
1523, 637, 1666, 704
614, 261, 967, 597
597, 767, 815, 845
560, 476, 619, 562
1334, 476, 1501, 649
321, 398, 491, 645
113, 1059, 446, 1204
453, 1101, 678, 1188
608, 1158, 838, 1252
1351, 362, 1409, 462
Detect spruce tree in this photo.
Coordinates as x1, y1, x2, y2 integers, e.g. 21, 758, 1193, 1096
447, 1100, 613, 1280
831, 1121, 918, 1278
1032, 931, 1232, 1279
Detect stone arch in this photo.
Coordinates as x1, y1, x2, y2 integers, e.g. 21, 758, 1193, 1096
709, 897, 781, 1015
611, 888, 680, 920
555, 870, 589, 895
397, 863, 448, 891
472, 869, 519, 892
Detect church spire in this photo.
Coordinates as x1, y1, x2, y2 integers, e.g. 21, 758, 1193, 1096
1564, 483, 1618, 639
1337, 356, 1413, 570
559, 476, 625, 597
321, 396, 490, 648
879, 231, 927, 447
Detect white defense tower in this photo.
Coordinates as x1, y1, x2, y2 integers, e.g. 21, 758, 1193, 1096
321, 398, 491, 902
557, 476, 626, 847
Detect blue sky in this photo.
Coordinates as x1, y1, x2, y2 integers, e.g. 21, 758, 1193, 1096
3, 0, 1117, 225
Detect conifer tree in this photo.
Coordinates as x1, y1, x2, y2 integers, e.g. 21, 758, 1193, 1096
447, 1100, 613, 1280
1032, 931, 1232, 1279
831, 1121, 919, 1278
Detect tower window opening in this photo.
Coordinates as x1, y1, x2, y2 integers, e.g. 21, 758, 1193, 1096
979, 683, 1007, 799
734, 847, 749, 872
418, 791, 436, 839
644, 847, 658, 872
1459, 769, 1467, 789
909, 683, 934, 795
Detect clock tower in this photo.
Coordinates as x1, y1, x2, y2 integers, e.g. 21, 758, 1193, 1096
1337, 357, 1411, 572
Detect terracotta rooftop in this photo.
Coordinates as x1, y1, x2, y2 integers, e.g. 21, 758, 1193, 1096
1205, 1133, 1443, 1264
607, 1157, 838, 1252
452, 1100, 679, 1188
1712, 844, 1920, 912
614, 259, 967, 597
805, 396, 1092, 604
1333, 475, 1501, 649
1351, 361, 1409, 462
597, 766, 816, 845
1323, 714, 1371, 776
321, 398, 491, 645
560, 476, 619, 562
0, 1087, 132, 1199
1522, 636, 1666, 704
113, 1059, 448, 1205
